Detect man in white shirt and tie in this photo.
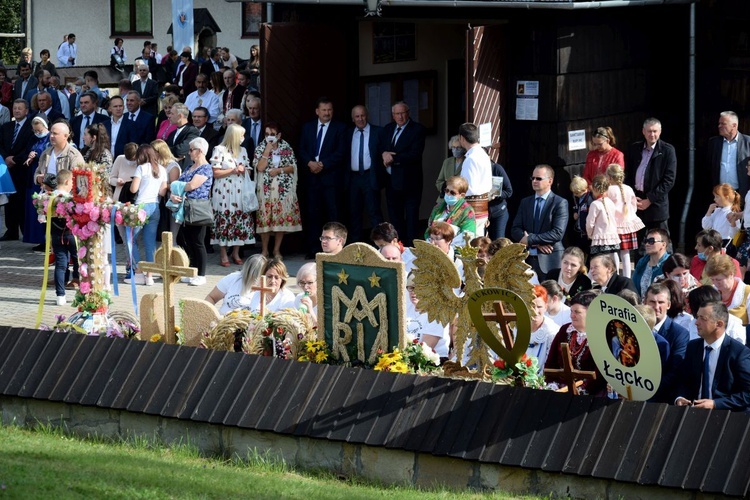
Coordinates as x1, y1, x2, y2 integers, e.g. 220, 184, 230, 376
458, 122, 492, 237
243, 97, 262, 149
347, 105, 382, 242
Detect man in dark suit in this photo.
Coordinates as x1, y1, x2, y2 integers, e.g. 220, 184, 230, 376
104, 95, 136, 158
166, 103, 200, 170
200, 48, 223, 77
510, 164, 569, 280
124, 91, 156, 145
624, 117, 677, 240
132, 62, 160, 116
221, 69, 245, 114
675, 301, 750, 412
191, 106, 219, 157
0, 99, 35, 240
378, 101, 426, 246
708, 111, 750, 198
241, 96, 262, 152
35, 91, 64, 124
346, 105, 383, 243
298, 97, 347, 257
70, 91, 109, 149
12, 62, 37, 103
645, 282, 690, 403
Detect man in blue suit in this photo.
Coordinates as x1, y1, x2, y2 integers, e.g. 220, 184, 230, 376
675, 301, 750, 412
298, 97, 347, 257
378, 101, 426, 246
70, 91, 109, 149
124, 91, 156, 146
510, 164, 568, 281
346, 105, 383, 243
104, 95, 136, 158
645, 282, 690, 403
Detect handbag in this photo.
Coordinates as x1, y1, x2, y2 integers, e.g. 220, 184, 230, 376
241, 172, 258, 212
118, 181, 136, 204
183, 197, 213, 226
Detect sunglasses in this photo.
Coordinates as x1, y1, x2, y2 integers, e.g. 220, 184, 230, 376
530, 176, 548, 182
643, 238, 663, 245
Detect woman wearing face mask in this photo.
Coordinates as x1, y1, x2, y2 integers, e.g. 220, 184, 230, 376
434, 135, 465, 201
23, 115, 51, 249
690, 228, 741, 284
425, 176, 475, 249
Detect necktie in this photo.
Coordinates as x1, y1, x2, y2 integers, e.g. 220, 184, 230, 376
252, 122, 258, 147
82, 115, 90, 147
533, 197, 543, 232
12, 122, 20, 146
130, 113, 135, 121
315, 123, 324, 159
358, 128, 365, 172
392, 126, 402, 148
701, 346, 713, 399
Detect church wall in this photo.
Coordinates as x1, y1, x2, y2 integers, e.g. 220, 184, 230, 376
29, 0, 256, 68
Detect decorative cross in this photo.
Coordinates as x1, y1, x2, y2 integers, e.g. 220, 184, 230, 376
482, 300, 517, 350
251, 275, 274, 317
543, 343, 597, 396
138, 232, 197, 344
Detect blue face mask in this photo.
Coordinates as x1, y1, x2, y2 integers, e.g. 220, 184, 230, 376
444, 194, 458, 206
697, 252, 708, 261
451, 147, 465, 158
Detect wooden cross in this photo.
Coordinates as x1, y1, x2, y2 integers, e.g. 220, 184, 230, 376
138, 232, 197, 344
482, 300, 517, 350
251, 275, 273, 317
543, 343, 597, 396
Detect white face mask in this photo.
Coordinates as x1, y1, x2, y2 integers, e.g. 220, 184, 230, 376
266, 135, 277, 143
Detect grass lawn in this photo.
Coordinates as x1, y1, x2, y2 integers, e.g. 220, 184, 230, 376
0, 424, 541, 499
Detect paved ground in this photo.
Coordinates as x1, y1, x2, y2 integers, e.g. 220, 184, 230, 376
0, 234, 308, 329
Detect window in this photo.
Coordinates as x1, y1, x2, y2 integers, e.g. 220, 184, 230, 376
242, 2, 265, 37
111, 0, 152, 36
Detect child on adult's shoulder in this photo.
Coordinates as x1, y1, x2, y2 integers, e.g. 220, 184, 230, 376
569, 175, 593, 258
586, 174, 621, 267
703, 183, 740, 246
605, 163, 644, 278
49, 171, 80, 306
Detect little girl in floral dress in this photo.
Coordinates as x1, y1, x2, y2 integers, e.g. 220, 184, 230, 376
586, 174, 621, 269
606, 164, 644, 277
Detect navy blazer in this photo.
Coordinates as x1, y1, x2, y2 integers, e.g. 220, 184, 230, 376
346, 123, 382, 191
70, 112, 110, 149
167, 125, 200, 169
510, 192, 569, 273
12, 76, 38, 102
651, 316, 690, 403
133, 78, 160, 117
128, 111, 156, 146
676, 335, 750, 412
377, 120, 426, 191
624, 139, 677, 223
708, 132, 750, 197
298, 119, 347, 188
0, 115, 35, 175
105, 118, 137, 158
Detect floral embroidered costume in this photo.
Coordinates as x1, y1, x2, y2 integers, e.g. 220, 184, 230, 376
425, 199, 476, 247
209, 145, 255, 246
252, 139, 302, 233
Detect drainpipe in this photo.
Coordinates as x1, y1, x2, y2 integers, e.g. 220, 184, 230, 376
267, 2, 274, 22
678, 1, 695, 253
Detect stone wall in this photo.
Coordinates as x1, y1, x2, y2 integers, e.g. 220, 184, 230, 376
1, 396, 697, 499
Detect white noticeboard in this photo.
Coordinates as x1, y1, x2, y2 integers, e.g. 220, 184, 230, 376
568, 130, 587, 151
479, 122, 492, 147
515, 80, 539, 121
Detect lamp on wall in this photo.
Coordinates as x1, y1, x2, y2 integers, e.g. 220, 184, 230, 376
364, 0, 382, 17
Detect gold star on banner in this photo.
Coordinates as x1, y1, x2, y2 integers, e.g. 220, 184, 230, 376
337, 268, 349, 285
368, 272, 381, 288
353, 246, 365, 263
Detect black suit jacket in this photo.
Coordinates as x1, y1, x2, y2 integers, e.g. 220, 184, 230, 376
377, 120, 426, 192
298, 119, 347, 189
167, 125, 200, 169
200, 60, 222, 77
544, 269, 592, 298
128, 111, 156, 146
199, 126, 220, 158
41, 109, 65, 125
0, 116, 35, 184
624, 139, 677, 223
133, 78, 160, 116
105, 118, 137, 158
12, 76, 38, 102
70, 112, 110, 149
708, 133, 750, 197
676, 335, 750, 412
510, 192, 569, 273
346, 123, 382, 191
222, 85, 245, 112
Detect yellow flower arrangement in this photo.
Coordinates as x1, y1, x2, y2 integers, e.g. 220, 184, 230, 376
373, 349, 410, 373
298, 340, 331, 364
150, 334, 163, 343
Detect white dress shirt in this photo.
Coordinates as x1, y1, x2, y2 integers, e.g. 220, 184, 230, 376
350, 124, 372, 171
461, 144, 492, 196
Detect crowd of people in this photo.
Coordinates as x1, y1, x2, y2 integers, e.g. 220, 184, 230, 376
0, 39, 749, 410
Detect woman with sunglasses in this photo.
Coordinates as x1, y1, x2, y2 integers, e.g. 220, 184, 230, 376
424, 175, 475, 248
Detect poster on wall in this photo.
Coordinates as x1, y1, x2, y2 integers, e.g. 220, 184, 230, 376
568, 130, 587, 151
515, 80, 539, 121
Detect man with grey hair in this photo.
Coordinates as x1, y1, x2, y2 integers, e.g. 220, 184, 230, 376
624, 117, 677, 240
133, 61, 159, 116
167, 103, 199, 168
709, 111, 750, 198
124, 90, 155, 144
35, 91, 64, 123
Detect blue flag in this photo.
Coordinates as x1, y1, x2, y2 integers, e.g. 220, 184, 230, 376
172, 0, 194, 56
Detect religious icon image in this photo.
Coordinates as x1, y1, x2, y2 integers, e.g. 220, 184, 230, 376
606, 320, 640, 368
